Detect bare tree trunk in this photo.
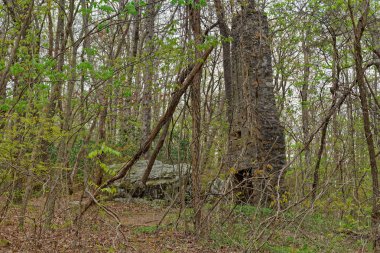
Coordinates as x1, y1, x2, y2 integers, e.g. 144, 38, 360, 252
44, 0, 66, 227
349, 2, 380, 250
213, 0, 233, 125
226, 6, 286, 205
95, 89, 108, 186
311, 120, 328, 201
62, 0, 78, 168
189, 0, 202, 233
141, 121, 170, 185
141, 0, 156, 159
121, 4, 140, 143
330, 29, 345, 215
301, 34, 311, 196
311, 28, 341, 202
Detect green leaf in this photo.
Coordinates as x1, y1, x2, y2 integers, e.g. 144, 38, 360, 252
0, 103, 10, 112
101, 186, 117, 194
99, 5, 114, 14
125, 2, 137, 15
77, 61, 93, 71
123, 89, 132, 98
94, 67, 114, 80
101, 144, 121, 157
84, 47, 98, 56
10, 63, 25, 75
80, 7, 92, 15
88, 149, 102, 159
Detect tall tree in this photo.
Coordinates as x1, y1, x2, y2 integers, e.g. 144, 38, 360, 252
225, 2, 286, 204
141, 0, 156, 159
349, 0, 380, 250
189, 0, 203, 232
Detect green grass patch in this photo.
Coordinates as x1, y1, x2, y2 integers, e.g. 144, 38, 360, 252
133, 225, 159, 234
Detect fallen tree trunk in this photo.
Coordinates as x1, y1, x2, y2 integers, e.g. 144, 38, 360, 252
79, 46, 214, 216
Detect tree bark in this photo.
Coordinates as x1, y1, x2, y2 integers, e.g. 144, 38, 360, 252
213, 0, 233, 125
301, 33, 311, 196
141, 0, 156, 159
226, 7, 286, 204
349, 1, 380, 250
189, 0, 203, 233
44, 0, 66, 227
141, 120, 170, 185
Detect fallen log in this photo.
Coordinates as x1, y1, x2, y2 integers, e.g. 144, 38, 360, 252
79, 46, 214, 216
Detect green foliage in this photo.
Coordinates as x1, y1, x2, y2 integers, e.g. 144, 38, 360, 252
171, 0, 207, 8
0, 0, 379, 251
124, 2, 138, 15
133, 225, 159, 234
88, 143, 121, 159
88, 143, 121, 176
101, 186, 118, 195
99, 4, 114, 14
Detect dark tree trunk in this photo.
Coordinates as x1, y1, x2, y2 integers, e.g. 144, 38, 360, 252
189, 0, 202, 233
226, 7, 286, 205
214, 0, 233, 125
349, 2, 380, 250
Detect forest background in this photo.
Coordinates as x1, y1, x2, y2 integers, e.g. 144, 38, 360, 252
0, 0, 380, 252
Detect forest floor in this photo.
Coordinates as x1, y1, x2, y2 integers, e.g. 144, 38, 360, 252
0, 193, 372, 252
0, 193, 238, 253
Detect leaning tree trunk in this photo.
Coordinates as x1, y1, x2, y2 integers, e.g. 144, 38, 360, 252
225, 6, 286, 205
